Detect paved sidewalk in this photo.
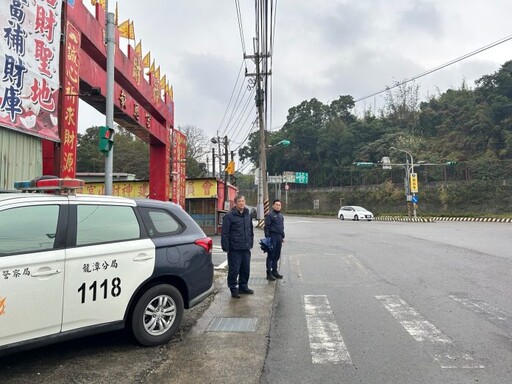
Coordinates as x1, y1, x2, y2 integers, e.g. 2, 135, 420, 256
147, 234, 276, 384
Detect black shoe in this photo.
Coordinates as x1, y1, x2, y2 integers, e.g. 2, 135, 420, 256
266, 271, 276, 281
239, 288, 254, 294
231, 290, 240, 298
272, 270, 283, 279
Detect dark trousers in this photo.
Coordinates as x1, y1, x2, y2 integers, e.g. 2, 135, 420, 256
266, 235, 282, 271
227, 249, 251, 291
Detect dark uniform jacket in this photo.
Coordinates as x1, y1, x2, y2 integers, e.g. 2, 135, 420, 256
264, 210, 285, 239
221, 207, 254, 252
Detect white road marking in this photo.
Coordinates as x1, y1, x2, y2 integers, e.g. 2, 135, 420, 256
449, 293, 512, 331
344, 253, 378, 281
304, 295, 352, 364
376, 295, 484, 369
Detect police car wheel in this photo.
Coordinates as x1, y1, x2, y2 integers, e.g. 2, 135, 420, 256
131, 284, 184, 347
354, 215, 359, 221
339, 214, 344, 220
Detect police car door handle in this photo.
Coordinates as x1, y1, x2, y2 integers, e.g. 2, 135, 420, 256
31, 269, 62, 277
133, 254, 154, 261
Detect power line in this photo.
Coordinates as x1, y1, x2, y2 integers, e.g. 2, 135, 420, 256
224, 88, 256, 140
354, 32, 512, 103
217, 59, 246, 136
220, 82, 254, 137
234, 0, 246, 55
232, 118, 258, 151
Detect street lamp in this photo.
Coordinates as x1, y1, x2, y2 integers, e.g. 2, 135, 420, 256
267, 139, 291, 151
390, 146, 417, 218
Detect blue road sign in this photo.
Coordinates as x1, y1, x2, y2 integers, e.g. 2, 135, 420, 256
412, 195, 419, 204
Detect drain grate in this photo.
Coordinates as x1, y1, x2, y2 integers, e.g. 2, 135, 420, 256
206, 317, 258, 332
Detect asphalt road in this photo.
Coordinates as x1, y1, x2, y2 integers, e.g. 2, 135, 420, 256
262, 217, 512, 384
3, 217, 511, 383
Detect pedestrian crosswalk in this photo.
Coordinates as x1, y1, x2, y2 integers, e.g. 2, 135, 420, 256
302, 293, 499, 369
212, 245, 224, 255
304, 295, 352, 364
376, 294, 484, 369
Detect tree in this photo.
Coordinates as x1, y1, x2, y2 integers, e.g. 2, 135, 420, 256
77, 126, 149, 179
384, 80, 420, 135
76, 126, 104, 173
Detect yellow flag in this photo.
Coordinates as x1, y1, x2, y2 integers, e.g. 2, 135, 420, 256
169, 85, 174, 101
146, 59, 155, 75
154, 65, 161, 82
142, 51, 151, 68
129, 20, 135, 40
98, 0, 106, 8
118, 19, 130, 38
135, 40, 142, 55
160, 74, 166, 89
90, 0, 96, 6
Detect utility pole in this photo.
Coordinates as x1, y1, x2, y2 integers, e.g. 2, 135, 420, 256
230, 150, 235, 186
211, 148, 215, 177
223, 135, 229, 210
104, 3, 115, 195
245, 0, 271, 223
217, 139, 222, 180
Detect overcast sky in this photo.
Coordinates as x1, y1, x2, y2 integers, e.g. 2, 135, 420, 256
79, 0, 512, 152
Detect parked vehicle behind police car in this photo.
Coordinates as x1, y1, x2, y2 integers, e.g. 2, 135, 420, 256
0, 178, 214, 356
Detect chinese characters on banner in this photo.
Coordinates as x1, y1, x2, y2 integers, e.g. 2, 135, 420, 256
81, 181, 151, 198
60, 21, 81, 177
0, 0, 62, 141
171, 129, 186, 207
185, 179, 217, 199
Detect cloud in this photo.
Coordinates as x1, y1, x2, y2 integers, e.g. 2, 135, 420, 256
78, 0, 512, 152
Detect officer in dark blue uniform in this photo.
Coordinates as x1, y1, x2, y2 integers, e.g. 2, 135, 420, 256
221, 195, 254, 298
264, 199, 285, 281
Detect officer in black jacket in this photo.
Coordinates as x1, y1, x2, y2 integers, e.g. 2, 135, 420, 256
221, 195, 254, 298
264, 199, 285, 280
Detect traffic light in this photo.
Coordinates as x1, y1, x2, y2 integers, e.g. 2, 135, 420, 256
98, 126, 115, 155
353, 162, 375, 168
445, 161, 457, 166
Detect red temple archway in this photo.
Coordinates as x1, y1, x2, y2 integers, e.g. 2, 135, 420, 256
42, 0, 184, 203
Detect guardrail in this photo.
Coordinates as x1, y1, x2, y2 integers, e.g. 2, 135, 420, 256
375, 216, 512, 223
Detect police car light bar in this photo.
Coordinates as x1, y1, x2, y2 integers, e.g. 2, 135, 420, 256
14, 178, 85, 192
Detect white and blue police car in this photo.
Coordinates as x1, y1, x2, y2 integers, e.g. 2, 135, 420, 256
0, 177, 214, 355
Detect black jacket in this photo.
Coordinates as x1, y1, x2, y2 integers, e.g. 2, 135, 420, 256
221, 207, 254, 252
264, 209, 285, 239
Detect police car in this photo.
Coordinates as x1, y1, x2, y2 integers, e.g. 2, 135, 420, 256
0, 177, 214, 355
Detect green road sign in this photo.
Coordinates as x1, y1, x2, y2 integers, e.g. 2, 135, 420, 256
295, 172, 308, 184
353, 162, 375, 168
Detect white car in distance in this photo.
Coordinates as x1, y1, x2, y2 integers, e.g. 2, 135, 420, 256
337, 206, 374, 221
